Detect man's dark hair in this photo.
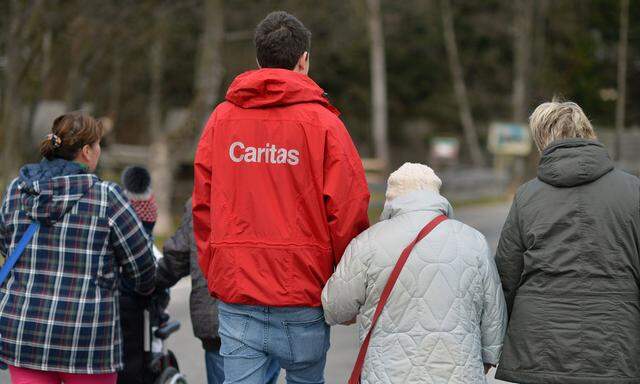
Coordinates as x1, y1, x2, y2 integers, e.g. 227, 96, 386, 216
254, 11, 311, 70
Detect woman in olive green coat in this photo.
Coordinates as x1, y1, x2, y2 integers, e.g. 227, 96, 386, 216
495, 101, 640, 384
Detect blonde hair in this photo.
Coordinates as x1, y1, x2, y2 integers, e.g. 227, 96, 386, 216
529, 101, 597, 152
386, 163, 442, 201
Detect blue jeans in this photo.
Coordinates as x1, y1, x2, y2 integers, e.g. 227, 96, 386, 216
218, 302, 330, 384
205, 347, 280, 384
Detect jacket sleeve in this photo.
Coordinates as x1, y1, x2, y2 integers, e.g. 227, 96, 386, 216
323, 121, 371, 265
322, 235, 370, 325
156, 201, 193, 290
107, 184, 156, 295
495, 197, 526, 318
479, 237, 508, 365
193, 111, 216, 277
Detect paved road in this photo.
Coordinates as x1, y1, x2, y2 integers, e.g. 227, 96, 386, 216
163, 201, 513, 383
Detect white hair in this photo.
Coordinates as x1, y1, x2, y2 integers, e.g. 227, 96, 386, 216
385, 162, 442, 201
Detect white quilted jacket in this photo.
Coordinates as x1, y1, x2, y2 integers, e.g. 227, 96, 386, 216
322, 190, 507, 383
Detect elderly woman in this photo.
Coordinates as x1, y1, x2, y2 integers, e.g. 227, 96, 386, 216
494, 101, 640, 383
0, 113, 155, 384
322, 163, 507, 384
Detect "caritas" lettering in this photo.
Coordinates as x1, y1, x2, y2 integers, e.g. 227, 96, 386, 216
229, 142, 300, 165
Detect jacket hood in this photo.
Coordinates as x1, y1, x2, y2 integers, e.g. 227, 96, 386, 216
538, 139, 614, 188
380, 189, 453, 221
225, 68, 340, 115
17, 158, 96, 225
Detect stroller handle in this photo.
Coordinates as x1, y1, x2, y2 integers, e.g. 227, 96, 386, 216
154, 321, 181, 340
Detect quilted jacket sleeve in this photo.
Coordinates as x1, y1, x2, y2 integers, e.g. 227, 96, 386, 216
322, 235, 370, 325
193, 111, 216, 277
107, 184, 156, 295
479, 238, 508, 365
495, 197, 526, 317
323, 121, 370, 265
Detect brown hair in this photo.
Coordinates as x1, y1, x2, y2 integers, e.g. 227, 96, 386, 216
40, 113, 104, 160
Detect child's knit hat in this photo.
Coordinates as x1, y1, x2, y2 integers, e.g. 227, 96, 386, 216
121, 166, 158, 227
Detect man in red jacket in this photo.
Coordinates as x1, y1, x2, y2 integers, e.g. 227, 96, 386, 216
192, 10, 370, 384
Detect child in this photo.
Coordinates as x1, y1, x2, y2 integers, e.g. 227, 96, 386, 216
121, 166, 158, 236
118, 165, 164, 384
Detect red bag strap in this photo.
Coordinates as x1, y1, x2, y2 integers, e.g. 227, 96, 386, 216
348, 214, 448, 384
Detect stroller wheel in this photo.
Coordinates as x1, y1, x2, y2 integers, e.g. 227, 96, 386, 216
154, 366, 187, 384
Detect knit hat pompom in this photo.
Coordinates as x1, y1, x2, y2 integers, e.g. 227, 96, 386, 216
385, 162, 442, 201
121, 166, 152, 197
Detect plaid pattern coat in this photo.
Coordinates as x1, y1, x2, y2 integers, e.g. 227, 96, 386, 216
0, 159, 156, 374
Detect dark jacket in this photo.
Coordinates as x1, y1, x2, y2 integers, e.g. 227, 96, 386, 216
155, 199, 219, 350
495, 139, 640, 384
0, 159, 155, 374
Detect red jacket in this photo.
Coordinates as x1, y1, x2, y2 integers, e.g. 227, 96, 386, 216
193, 69, 370, 307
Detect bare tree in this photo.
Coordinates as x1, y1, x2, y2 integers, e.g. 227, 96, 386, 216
512, 0, 534, 123
153, 0, 225, 235
366, 0, 389, 170
439, 0, 484, 167
147, 6, 172, 235
522, 0, 549, 178
1, 0, 44, 188
615, 0, 629, 161
532, 0, 549, 99
64, 15, 108, 111
188, 0, 226, 148
108, 55, 123, 122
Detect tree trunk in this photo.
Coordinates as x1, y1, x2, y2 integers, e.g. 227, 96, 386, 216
512, 0, 534, 123
1, 1, 24, 187
190, 0, 225, 145
615, 0, 629, 161
1, 0, 43, 188
41, 29, 53, 97
510, 0, 535, 183
64, 46, 86, 111
156, 0, 225, 235
150, 137, 173, 235
532, 0, 549, 98
366, 0, 390, 171
108, 55, 123, 123
522, 0, 549, 178
440, 0, 485, 167
148, 7, 173, 236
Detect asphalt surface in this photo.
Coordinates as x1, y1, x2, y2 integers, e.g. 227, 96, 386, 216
164, 201, 513, 384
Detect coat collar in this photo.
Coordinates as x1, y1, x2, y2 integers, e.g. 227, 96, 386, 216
380, 189, 453, 221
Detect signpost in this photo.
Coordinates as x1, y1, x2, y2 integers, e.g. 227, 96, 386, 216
488, 122, 531, 156
488, 122, 532, 181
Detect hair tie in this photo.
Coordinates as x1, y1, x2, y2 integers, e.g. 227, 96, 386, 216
47, 133, 62, 148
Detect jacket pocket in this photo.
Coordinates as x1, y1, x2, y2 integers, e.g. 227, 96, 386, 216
283, 315, 330, 364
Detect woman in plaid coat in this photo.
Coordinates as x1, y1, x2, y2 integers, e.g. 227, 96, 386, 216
0, 113, 156, 384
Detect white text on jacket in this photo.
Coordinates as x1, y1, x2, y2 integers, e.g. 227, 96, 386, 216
229, 141, 300, 165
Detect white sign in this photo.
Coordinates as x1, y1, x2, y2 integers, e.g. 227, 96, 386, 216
431, 137, 460, 160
